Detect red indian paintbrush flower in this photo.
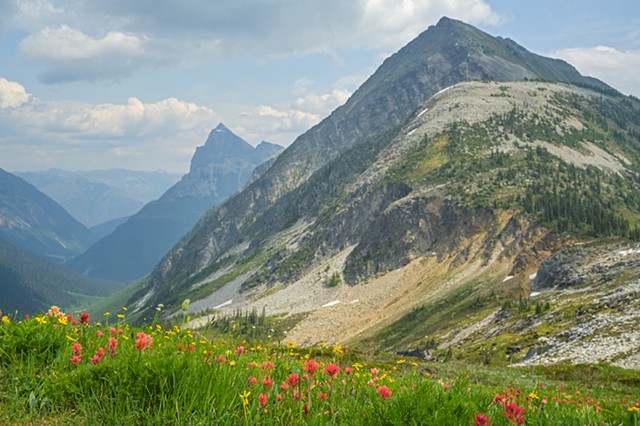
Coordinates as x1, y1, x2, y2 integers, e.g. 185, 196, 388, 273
502, 402, 526, 425
323, 363, 340, 379
79, 312, 90, 324
135, 332, 153, 351
473, 413, 491, 426
258, 393, 268, 407
377, 385, 392, 400
304, 359, 320, 375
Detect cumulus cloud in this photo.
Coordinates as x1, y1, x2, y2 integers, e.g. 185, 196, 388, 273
551, 46, 640, 96
19, 25, 146, 83
0, 77, 31, 108
0, 77, 219, 171
6, 0, 500, 84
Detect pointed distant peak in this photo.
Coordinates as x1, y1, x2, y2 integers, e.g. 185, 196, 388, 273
213, 122, 231, 133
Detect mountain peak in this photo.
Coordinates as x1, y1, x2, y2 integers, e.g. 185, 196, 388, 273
190, 124, 254, 172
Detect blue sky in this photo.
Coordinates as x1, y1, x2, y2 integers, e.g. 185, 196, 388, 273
0, 0, 638, 173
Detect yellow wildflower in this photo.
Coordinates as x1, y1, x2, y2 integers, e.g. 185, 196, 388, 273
2, 316, 10, 324
287, 341, 295, 349
229, 360, 236, 366
95, 321, 102, 327
66, 335, 76, 341
332, 345, 344, 355
396, 359, 406, 364
239, 390, 251, 406
57, 317, 67, 325
629, 406, 640, 412
104, 312, 110, 317
529, 392, 539, 400
117, 314, 125, 319
36, 316, 46, 324
122, 307, 128, 311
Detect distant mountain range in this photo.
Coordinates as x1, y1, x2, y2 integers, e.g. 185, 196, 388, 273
67, 124, 282, 283
18, 169, 180, 228
0, 168, 96, 263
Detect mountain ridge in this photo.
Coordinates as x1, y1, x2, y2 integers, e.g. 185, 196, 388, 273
134, 17, 616, 316
0, 168, 96, 262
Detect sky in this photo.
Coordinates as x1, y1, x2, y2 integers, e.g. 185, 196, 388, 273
0, 1, 638, 173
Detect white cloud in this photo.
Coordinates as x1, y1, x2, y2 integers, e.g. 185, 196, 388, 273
358, 0, 500, 48
19, 25, 146, 83
551, 46, 640, 96
293, 88, 351, 115
0, 77, 219, 172
6, 0, 500, 84
0, 77, 31, 108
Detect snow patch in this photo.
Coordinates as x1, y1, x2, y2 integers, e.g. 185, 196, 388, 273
503, 275, 514, 282
349, 299, 359, 304
322, 300, 341, 308
407, 128, 418, 136
417, 107, 429, 118
529, 292, 540, 298
529, 272, 538, 280
214, 300, 232, 309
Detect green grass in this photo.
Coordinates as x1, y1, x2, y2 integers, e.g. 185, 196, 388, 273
1, 306, 639, 425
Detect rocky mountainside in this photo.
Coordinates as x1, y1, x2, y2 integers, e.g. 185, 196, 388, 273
18, 169, 180, 228
0, 168, 97, 262
67, 124, 281, 283
123, 18, 640, 367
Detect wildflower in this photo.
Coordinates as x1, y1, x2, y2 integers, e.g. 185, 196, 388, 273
122, 307, 127, 311
502, 402, 526, 425
304, 359, 321, 376
70, 355, 81, 365
473, 413, 491, 426
377, 386, 392, 400
262, 376, 274, 388
117, 314, 125, 319
57, 316, 67, 325
258, 393, 268, 407
371, 368, 379, 376
36, 316, 46, 324
236, 346, 245, 356
345, 367, 352, 376
217, 355, 227, 363
443, 384, 450, 391
276, 394, 283, 402
135, 332, 153, 351
396, 359, 406, 364
104, 312, 110, 317
332, 345, 343, 355
80, 312, 90, 324
261, 361, 275, 371
66, 335, 76, 342
96, 330, 104, 338
72, 343, 82, 357
229, 360, 236, 366
318, 392, 328, 401
239, 390, 251, 406
368, 379, 375, 387
286, 373, 299, 386
107, 337, 118, 357
248, 376, 258, 385
629, 406, 640, 412
528, 392, 539, 400
91, 347, 105, 365
494, 394, 505, 405
323, 363, 340, 379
